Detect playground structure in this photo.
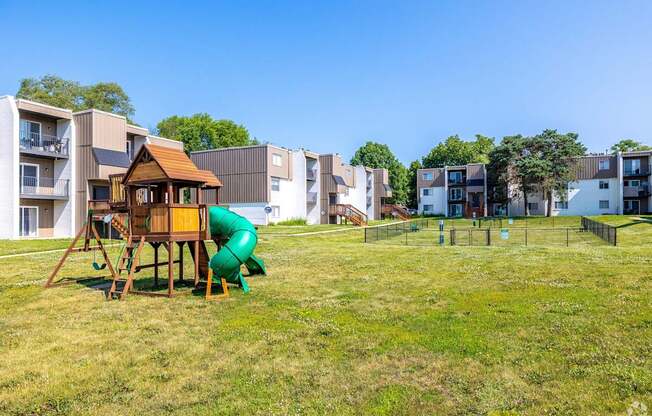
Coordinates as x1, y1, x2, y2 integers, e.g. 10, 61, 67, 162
44, 144, 266, 300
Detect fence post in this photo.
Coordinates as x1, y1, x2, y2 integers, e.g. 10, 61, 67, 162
405, 223, 408, 245
364, 228, 367, 243
614, 228, 617, 246
566, 228, 569, 247
468, 229, 472, 246
525, 227, 528, 246
487, 228, 491, 246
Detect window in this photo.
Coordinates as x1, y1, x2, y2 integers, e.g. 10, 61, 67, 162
271, 205, 280, 218
599, 200, 609, 209
449, 204, 463, 217
628, 180, 641, 187
449, 171, 463, 184
470, 193, 481, 208
598, 159, 610, 170
272, 153, 283, 167
19, 120, 41, 143
92, 185, 110, 201
528, 202, 538, 212
271, 177, 280, 191
422, 188, 431, 196
599, 180, 609, 189
554, 201, 568, 209
423, 204, 433, 212
625, 200, 640, 213
449, 188, 463, 201
344, 187, 349, 196
624, 159, 641, 175
422, 172, 433, 181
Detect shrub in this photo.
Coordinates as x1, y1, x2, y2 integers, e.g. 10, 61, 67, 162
276, 217, 308, 226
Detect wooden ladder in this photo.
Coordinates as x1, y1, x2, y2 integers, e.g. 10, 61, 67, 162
108, 235, 145, 300
111, 214, 130, 240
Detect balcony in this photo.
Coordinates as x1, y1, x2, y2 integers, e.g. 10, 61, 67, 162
20, 133, 69, 158
624, 186, 650, 198
306, 169, 317, 181
20, 176, 69, 199
623, 167, 650, 177
306, 192, 318, 204
448, 175, 466, 185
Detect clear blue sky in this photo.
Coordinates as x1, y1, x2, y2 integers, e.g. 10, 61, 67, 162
1, 0, 651, 164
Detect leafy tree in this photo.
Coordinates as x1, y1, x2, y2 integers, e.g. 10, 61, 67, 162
16, 74, 136, 121
81, 82, 134, 120
422, 134, 494, 168
407, 160, 422, 208
350, 141, 408, 205
535, 130, 586, 216
156, 113, 257, 153
16, 75, 82, 110
488, 131, 585, 216
610, 139, 652, 153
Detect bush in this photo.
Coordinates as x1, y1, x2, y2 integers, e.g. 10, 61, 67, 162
275, 217, 308, 226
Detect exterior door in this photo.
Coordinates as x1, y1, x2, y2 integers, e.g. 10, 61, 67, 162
20, 163, 39, 194
19, 206, 38, 237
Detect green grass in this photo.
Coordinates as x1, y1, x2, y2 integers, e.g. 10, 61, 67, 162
0, 225, 650, 415
0, 238, 113, 257
272, 217, 308, 226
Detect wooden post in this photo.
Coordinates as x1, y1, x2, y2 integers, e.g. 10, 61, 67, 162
91, 224, 117, 281
178, 241, 184, 282
168, 239, 174, 297
154, 243, 159, 287
194, 240, 200, 286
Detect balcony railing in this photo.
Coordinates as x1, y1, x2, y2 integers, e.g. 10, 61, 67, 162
19, 132, 69, 156
306, 169, 317, 181
306, 192, 318, 204
448, 176, 466, 185
624, 185, 650, 198
20, 176, 69, 198
624, 167, 650, 176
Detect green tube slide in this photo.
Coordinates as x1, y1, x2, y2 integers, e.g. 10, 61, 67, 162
208, 206, 267, 293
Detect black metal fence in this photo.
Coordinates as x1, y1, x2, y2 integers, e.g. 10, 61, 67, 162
581, 216, 617, 246
365, 219, 610, 247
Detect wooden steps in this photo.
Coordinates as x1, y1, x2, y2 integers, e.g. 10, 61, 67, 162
334, 204, 368, 226
108, 236, 145, 300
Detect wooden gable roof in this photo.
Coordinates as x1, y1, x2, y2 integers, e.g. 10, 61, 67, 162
123, 144, 222, 187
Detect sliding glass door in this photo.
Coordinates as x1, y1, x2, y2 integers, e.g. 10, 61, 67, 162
19, 206, 38, 237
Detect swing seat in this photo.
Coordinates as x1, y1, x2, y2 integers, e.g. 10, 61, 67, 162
92, 262, 107, 270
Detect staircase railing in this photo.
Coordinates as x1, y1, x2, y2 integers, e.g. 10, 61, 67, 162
333, 204, 368, 225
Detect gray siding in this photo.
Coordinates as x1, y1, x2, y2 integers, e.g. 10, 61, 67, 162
191, 146, 269, 204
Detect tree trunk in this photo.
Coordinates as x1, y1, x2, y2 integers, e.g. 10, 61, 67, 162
546, 190, 553, 217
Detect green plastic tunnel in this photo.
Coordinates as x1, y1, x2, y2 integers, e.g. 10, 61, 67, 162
208, 206, 266, 293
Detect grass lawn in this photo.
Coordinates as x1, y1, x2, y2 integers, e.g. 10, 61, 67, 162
0, 224, 650, 415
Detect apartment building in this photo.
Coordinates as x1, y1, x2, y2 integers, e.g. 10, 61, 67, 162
417, 164, 487, 218
417, 152, 651, 218
0, 96, 182, 239
0, 96, 75, 239
191, 145, 390, 225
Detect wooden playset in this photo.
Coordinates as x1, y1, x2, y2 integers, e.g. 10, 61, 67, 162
44, 144, 266, 300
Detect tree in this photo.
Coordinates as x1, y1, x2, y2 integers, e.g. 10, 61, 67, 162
82, 82, 135, 120
350, 141, 409, 205
488, 131, 586, 216
610, 139, 652, 154
535, 130, 586, 216
16, 74, 136, 121
422, 134, 494, 168
156, 113, 257, 153
16, 75, 82, 110
407, 160, 422, 209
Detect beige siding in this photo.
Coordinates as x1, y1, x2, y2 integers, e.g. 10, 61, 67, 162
92, 111, 127, 151
573, 155, 617, 179
466, 164, 484, 180
191, 146, 269, 203
373, 168, 390, 220
267, 146, 292, 180
74, 112, 97, 231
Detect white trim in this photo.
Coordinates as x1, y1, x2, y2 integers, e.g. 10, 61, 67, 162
19, 205, 39, 237
20, 119, 42, 141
